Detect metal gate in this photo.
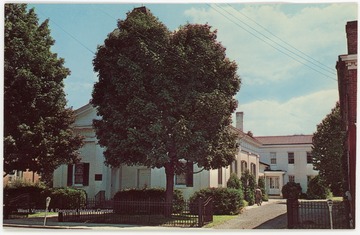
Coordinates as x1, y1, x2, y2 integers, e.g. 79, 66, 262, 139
287, 199, 350, 229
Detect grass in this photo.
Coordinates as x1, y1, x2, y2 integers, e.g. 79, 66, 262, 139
28, 212, 58, 218
203, 215, 237, 228
330, 196, 343, 201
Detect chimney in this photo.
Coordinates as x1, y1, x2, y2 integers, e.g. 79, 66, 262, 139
346, 21, 357, 55
133, 6, 150, 15
236, 112, 244, 131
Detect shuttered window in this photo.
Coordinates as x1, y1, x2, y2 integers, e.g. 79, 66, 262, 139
67, 163, 89, 186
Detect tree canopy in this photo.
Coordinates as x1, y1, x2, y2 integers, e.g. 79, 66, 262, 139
92, 7, 240, 202
4, 4, 83, 183
312, 102, 345, 196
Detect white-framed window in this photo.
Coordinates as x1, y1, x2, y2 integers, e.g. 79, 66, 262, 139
241, 161, 247, 173
307, 152, 313, 164
74, 163, 84, 185
250, 163, 256, 176
289, 175, 295, 183
288, 152, 295, 164
269, 177, 279, 189
270, 152, 277, 164
231, 160, 238, 174
67, 163, 89, 186
218, 168, 223, 185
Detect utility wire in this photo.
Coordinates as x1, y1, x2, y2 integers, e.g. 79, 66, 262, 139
37, 9, 96, 55
226, 3, 336, 74
209, 4, 337, 82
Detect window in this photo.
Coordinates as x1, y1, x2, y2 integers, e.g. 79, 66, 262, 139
67, 163, 89, 186
218, 168, 223, 185
16, 170, 23, 178
231, 160, 238, 174
289, 175, 295, 183
270, 152, 277, 164
288, 152, 295, 164
269, 177, 279, 189
250, 163, 256, 176
74, 163, 84, 184
175, 161, 193, 187
241, 161, 247, 173
307, 152, 313, 164
95, 174, 102, 181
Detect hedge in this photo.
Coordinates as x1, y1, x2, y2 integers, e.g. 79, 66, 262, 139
4, 184, 87, 211
306, 176, 332, 199
113, 188, 185, 214
189, 187, 244, 215
49, 187, 87, 210
281, 182, 302, 199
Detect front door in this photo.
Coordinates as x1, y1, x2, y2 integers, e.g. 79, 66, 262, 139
268, 176, 280, 195
137, 169, 151, 189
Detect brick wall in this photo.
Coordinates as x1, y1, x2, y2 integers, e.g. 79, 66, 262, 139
346, 21, 357, 55
337, 20, 357, 228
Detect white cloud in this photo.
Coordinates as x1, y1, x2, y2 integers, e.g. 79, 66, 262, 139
233, 89, 339, 136
185, 3, 354, 136
184, 3, 357, 84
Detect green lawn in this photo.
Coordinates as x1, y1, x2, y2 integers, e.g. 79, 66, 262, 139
204, 215, 237, 228
28, 212, 58, 218
330, 197, 343, 201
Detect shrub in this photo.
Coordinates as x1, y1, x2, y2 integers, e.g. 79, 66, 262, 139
307, 176, 332, 199
281, 182, 302, 199
113, 188, 184, 214
49, 187, 87, 210
241, 170, 256, 205
4, 182, 87, 213
227, 173, 241, 189
258, 177, 268, 201
189, 187, 244, 215
4, 182, 51, 210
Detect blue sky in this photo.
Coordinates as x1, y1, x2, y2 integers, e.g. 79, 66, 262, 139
26, 1, 357, 136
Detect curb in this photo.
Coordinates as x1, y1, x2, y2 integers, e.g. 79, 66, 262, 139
3, 224, 87, 229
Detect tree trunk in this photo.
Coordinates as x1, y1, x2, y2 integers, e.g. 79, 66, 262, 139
164, 161, 175, 217
165, 163, 175, 203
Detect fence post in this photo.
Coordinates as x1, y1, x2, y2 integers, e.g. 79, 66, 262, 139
58, 212, 63, 222
148, 198, 151, 224
198, 197, 204, 227
287, 198, 299, 229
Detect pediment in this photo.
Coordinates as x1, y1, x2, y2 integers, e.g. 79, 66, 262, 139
74, 103, 100, 127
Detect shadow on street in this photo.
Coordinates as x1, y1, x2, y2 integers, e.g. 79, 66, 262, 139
254, 213, 287, 229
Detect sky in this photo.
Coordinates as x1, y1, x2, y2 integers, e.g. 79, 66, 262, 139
23, 0, 358, 136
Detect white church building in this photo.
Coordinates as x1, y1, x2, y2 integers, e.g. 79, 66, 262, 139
53, 104, 318, 199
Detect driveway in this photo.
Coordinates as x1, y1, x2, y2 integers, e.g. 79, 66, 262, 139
213, 199, 287, 229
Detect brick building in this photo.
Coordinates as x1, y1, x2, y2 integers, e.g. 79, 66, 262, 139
336, 20, 357, 228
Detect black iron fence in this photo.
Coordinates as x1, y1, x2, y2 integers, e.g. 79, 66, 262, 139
3, 193, 35, 219
287, 199, 350, 229
59, 197, 213, 227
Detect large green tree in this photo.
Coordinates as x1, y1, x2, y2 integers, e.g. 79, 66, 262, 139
92, 7, 240, 203
4, 4, 83, 183
312, 102, 345, 196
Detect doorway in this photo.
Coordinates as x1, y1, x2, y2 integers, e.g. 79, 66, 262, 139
137, 168, 151, 189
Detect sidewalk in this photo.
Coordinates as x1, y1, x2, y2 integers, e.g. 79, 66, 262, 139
3, 216, 203, 230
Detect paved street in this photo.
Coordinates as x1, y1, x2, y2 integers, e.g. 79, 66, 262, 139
213, 199, 287, 229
